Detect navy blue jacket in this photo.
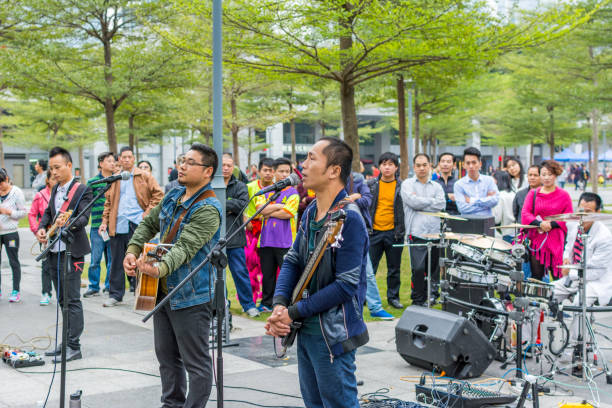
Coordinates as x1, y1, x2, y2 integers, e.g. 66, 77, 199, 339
273, 190, 369, 358
345, 172, 373, 230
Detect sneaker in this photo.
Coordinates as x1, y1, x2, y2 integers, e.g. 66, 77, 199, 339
257, 304, 273, 313
40, 293, 51, 306
102, 287, 109, 294
83, 289, 100, 298
103, 298, 120, 307
370, 309, 394, 320
8, 290, 20, 303
246, 307, 260, 317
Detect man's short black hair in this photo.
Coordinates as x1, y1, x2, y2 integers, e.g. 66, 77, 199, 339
319, 137, 353, 186
259, 157, 275, 170
49, 146, 72, 163
578, 192, 602, 211
413, 153, 430, 164
119, 146, 134, 156
378, 152, 399, 167
190, 143, 218, 178
438, 152, 455, 163
97, 152, 114, 163
37, 159, 48, 170
273, 157, 292, 170
528, 164, 541, 172
463, 146, 481, 161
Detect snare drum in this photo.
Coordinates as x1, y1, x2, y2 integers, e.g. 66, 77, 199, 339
474, 297, 507, 341
484, 248, 516, 268
447, 264, 497, 285
523, 279, 553, 299
451, 243, 485, 263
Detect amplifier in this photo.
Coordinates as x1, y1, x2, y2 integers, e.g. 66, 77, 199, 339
447, 215, 494, 237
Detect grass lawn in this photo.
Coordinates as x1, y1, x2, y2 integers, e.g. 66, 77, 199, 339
81, 248, 437, 322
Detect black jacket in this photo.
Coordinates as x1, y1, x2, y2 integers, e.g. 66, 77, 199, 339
39, 179, 93, 259
225, 175, 248, 249
367, 175, 405, 241
513, 187, 531, 222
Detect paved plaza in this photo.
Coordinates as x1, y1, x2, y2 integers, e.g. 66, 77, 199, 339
1, 187, 612, 407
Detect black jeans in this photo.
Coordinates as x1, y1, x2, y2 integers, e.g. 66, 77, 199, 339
0, 232, 21, 292
108, 222, 137, 301
41, 257, 53, 295
259, 246, 289, 308
529, 254, 550, 281
154, 300, 213, 408
409, 237, 440, 304
369, 230, 403, 302
49, 252, 85, 350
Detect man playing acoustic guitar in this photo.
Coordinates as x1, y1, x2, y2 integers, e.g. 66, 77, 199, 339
266, 137, 369, 408
123, 144, 222, 408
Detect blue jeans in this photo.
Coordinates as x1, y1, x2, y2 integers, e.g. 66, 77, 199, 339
88, 227, 111, 292
365, 253, 384, 313
227, 247, 256, 311
297, 333, 359, 408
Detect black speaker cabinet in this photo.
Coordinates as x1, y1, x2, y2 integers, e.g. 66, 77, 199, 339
447, 215, 495, 237
395, 306, 495, 379
442, 276, 488, 316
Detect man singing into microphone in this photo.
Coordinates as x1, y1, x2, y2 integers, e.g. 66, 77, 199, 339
255, 157, 299, 313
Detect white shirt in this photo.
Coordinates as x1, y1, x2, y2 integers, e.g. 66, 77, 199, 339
51, 177, 74, 253
401, 176, 446, 239
562, 221, 612, 305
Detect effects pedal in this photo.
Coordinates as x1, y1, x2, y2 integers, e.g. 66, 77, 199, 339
2, 348, 45, 368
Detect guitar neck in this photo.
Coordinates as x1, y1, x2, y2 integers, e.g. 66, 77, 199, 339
290, 228, 331, 304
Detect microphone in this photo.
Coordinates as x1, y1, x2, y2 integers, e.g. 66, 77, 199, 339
89, 171, 131, 185
253, 172, 300, 197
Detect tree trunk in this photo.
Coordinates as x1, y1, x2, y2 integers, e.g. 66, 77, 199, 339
135, 135, 140, 161
230, 95, 240, 167
102, 34, 118, 153
78, 145, 84, 179
339, 5, 360, 171
591, 108, 599, 194
340, 81, 360, 171
320, 120, 326, 138
0, 125, 4, 169
529, 138, 534, 166
414, 88, 420, 154
547, 105, 555, 160
128, 114, 135, 150
396, 75, 408, 179
247, 127, 253, 168
105, 99, 118, 153
290, 118, 296, 164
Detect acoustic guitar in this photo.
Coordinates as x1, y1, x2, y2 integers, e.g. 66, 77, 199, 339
134, 242, 171, 311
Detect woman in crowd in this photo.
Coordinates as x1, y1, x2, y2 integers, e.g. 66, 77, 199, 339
28, 170, 56, 305
493, 171, 515, 242
504, 157, 526, 193
0, 169, 27, 302
521, 160, 573, 281
137, 160, 153, 174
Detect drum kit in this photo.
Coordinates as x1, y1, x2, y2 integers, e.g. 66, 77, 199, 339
404, 210, 612, 383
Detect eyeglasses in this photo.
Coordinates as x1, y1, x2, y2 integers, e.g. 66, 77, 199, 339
178, 157, 208, 168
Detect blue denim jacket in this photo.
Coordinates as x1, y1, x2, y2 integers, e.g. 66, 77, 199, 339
159, 184, 222, 310
274, 190, 369, 359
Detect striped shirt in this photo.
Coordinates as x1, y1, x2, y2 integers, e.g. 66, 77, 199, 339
87, 173, 107, 228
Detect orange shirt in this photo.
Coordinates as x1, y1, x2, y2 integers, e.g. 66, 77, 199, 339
373, 179, 396, 231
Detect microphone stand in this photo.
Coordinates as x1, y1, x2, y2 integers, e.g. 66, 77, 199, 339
143, 189, 283, 408
36, 181, 114, 408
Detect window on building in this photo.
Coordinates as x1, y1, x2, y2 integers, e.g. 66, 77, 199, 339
283, 122, 315, 145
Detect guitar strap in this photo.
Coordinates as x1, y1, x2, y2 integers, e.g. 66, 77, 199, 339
162, 190, 216, 244
59, 182, 81, 213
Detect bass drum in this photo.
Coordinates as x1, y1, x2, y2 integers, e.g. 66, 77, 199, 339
474, 297, 507, 341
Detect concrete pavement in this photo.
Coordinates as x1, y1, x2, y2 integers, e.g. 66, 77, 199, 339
2, 222, 612, 408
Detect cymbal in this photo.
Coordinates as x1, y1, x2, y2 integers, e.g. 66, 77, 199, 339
418, 211, 467, 221
422, 232, 479, 241
491, 223, 538, 230
459, 235, 513, 251
557, 264, 606, 270
546, 212, 612, 222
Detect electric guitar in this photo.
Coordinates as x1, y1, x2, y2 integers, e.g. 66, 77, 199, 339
275, 208, 346, 358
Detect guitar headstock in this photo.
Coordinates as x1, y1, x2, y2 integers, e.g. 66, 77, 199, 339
326, 209, 346, 244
